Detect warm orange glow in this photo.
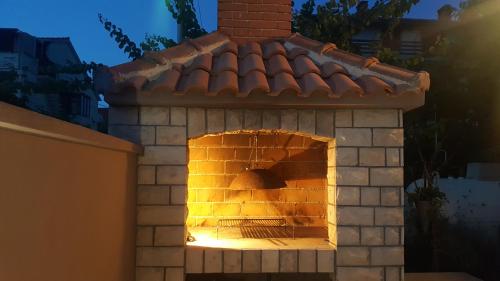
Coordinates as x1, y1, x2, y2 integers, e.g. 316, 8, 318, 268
187, 232, 226, 248
187, 228, 335, 250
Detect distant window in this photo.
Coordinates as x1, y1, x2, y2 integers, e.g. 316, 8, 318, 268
81, 95, 91, 117
0, 29, 16, 52
352, 29, 381, 57
71, 93, 91, 117
400, 31, 422, 57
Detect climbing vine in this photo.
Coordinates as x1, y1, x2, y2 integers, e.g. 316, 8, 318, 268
98, 0, 206, 60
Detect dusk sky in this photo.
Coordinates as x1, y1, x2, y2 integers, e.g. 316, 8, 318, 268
0, 0, 462, 66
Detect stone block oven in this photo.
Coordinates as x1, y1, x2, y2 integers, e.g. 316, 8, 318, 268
95, 1, 429, 280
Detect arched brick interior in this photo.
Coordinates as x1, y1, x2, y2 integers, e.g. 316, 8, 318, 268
186, 131, 330, 235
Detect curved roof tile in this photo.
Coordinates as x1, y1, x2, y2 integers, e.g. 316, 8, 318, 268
177, 69, 210, 95
262, 41, 287, 59
286, 47, 309, 60
239, 53, 266, 77
269, 72, 301, 96
299, 72, 332, 97
184, 53, 213, 74
146, 69, 181, 94
209, 71, 238, 96
239, 70, 269, 97
212, 41, 238, 56
157, 42, 197, 61
292, 55, 321, 78
118, 76, 148, 94
286, 33, 323, 52
326, 73, 364, 98
239, 42, 262, 58
266, 54, 293, 77
213, 52, 238, 74
356, 75, 394, 96
320, 62, 348, 78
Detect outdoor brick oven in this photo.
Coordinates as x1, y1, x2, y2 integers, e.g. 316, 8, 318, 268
95, 1, 430, 281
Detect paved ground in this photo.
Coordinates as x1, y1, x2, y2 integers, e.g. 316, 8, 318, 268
406, 273, 483, 281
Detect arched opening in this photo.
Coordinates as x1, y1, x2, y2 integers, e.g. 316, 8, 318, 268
186, 130, 335, 249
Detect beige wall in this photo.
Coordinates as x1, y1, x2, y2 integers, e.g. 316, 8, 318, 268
0, 102, 141, 281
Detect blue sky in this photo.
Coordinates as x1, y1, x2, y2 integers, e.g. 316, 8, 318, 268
0, 0, 461, 66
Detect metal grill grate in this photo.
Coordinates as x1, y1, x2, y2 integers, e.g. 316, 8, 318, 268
218, 218, 286, 227
217, 217, 294, 239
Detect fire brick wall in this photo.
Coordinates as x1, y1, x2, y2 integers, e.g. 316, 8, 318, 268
187, 132, 328, 228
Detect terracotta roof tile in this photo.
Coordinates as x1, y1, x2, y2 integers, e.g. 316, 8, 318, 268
213, 52, 238, 74
209, 71, 238, 96
213, 41, 238, 56
299, 72, 332, 97
356, 75, 394, 96
239, 70, 270, 97
143, 51, 169, 65
109, 60, 154, 78
239, 42, 262, 58
118, 76, 148, 94
318, 43, 337, 55
286, 33, 323, 52
327, 48, 366, 68
286, 47, 309, 60
239, 53, 266, 76
292, 55, 321, 77
363, 57, 380, 68
184, 53, 213, 74
368, 62, 418, 83
95, 31, 430, 110
266, 54, 293, 76
262, 41, 286, 59
320, 62, 347, 78
158, 42, 198, 61
326, 73, 363, 98
177, 69, 210, 95
269, 72, 301, 96
146, 69, 181, 94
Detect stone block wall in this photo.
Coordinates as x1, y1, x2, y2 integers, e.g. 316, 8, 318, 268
335, 109, 404, 281
108, 107, 404, 281
185, 248, 336, 274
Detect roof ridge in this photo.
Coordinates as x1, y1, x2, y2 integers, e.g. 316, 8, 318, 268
282, 33, 429, 92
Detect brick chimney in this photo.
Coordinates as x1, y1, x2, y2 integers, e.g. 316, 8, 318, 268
217, 0, 292, 43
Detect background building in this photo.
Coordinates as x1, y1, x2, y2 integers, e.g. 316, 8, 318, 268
0, 28, 101, 129
352, 3, 455, 58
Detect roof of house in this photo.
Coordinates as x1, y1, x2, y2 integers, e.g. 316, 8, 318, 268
38, 37, 80, 59
0, 28, 83, 74
95, 31, 430, 111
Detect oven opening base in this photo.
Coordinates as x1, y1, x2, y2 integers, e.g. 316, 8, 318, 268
187, 227, 334, 250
